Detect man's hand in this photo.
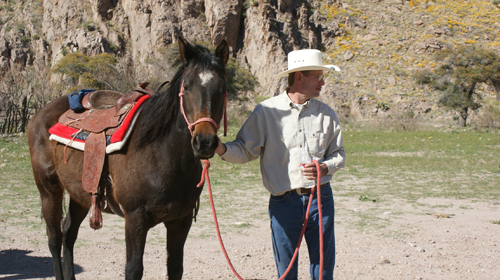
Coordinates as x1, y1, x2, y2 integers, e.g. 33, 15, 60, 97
301, 162, 328, 181
215, 139, 227, 156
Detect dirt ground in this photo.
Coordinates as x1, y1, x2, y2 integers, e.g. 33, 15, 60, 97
1, 195, 499, 280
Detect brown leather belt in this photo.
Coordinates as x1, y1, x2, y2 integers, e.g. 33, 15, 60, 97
292, 183, 327, 195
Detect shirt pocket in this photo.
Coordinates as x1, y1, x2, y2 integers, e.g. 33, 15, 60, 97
307, 132, 326, 160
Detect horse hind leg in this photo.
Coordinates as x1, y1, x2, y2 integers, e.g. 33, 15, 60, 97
35, 176, 65, 280
36, 170, 90, 280
61, 197, 90, 279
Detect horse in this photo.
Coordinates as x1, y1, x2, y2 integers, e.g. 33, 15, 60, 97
26, 36, 229, 280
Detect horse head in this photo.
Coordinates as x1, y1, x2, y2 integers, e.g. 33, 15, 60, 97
177, 36, 229, 159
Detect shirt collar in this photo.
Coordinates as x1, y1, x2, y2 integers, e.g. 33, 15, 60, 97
284, 91, 311, 110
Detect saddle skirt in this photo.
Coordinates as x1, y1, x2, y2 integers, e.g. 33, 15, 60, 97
49, 94, 151, 154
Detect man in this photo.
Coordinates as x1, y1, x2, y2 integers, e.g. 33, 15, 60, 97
215, 49, 345, 279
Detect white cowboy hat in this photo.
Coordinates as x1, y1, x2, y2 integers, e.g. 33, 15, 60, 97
273, 49, 340, 78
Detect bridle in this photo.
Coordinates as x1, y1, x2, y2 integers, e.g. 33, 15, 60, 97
178, 79, 227, 188
178, 80, 227, 137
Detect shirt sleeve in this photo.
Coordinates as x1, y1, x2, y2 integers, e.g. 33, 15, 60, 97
322, 114, 346, 176
220, 105, 265, 164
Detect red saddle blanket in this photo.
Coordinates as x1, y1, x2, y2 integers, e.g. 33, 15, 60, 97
49, 94, 150, 153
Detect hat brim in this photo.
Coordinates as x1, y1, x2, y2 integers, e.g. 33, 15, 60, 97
273, 65, 341, 79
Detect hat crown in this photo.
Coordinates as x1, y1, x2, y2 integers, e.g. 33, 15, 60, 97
287, 49, 323, 71
272, 49, 340, 78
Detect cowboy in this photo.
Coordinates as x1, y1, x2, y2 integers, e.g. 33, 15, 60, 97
215, 49, 345, 279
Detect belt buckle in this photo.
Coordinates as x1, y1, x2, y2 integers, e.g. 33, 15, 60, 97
296, 188, 311, 195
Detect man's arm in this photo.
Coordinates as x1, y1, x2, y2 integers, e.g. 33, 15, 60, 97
321, 120, 346, 176
215, 105, 265, 164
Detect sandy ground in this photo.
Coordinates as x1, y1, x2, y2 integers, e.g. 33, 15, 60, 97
1, 195, 499, 280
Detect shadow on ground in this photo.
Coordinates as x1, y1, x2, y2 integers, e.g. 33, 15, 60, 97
0, 249, 83, 279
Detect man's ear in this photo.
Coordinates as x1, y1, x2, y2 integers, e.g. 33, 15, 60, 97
295, 71, 302, 83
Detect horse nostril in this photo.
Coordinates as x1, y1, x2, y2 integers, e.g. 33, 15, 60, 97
192, 134, 202, 151
210, 135, 218, 150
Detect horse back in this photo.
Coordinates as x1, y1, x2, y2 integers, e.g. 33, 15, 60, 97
28, 95, 70, 149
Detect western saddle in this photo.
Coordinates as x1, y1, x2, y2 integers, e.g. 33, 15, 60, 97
58, 83, 155, 229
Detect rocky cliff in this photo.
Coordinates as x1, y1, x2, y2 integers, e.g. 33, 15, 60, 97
1, 0, 499, 121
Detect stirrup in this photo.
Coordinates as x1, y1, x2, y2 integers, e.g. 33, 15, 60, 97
89, 193, 103, 229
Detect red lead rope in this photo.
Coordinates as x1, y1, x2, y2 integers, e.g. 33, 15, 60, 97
197, 159, 324, 280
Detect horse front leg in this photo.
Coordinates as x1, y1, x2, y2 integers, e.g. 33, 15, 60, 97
61, 198, 89, 279
124, 210, 150, 280
164, 214, 193, 280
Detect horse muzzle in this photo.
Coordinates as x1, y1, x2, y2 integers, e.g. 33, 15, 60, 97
192, 133, 219, 159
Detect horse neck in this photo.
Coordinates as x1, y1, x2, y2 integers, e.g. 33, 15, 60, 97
134, 86, 193, 153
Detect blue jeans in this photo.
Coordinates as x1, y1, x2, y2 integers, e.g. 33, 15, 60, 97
268, 184, 335, 280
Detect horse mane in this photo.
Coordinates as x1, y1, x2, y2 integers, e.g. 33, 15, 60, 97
136, 42, 227, 150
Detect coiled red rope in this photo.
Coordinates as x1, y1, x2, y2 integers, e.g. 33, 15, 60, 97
197, 159, 324, 279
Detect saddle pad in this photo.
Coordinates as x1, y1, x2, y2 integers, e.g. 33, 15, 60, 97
49, 94, 151, 153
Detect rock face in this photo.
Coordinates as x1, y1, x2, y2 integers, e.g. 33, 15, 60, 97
3, 0, 500, 123
237, 0, 337, 96
1, 0, 342, 97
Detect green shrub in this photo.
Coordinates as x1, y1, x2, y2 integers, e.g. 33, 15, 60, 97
226, 57, 259, 99
376, 100, 389, 111
52, 52, 89, 80
51, 52, 135, 93
199, 13, 206, 22
109, 44, 119, 53
84, 21, 96, 32
404, 109, 415, 119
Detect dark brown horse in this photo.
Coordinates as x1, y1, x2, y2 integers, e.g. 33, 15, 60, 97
27, 36, 229, 280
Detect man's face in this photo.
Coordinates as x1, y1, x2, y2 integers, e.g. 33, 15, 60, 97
301, 70, 325, 98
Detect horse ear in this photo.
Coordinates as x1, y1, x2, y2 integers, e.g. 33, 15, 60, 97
215, 40, 229, 66
178, 35, 195, 66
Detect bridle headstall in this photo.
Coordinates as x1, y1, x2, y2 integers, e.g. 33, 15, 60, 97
178, 79, 227, 137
